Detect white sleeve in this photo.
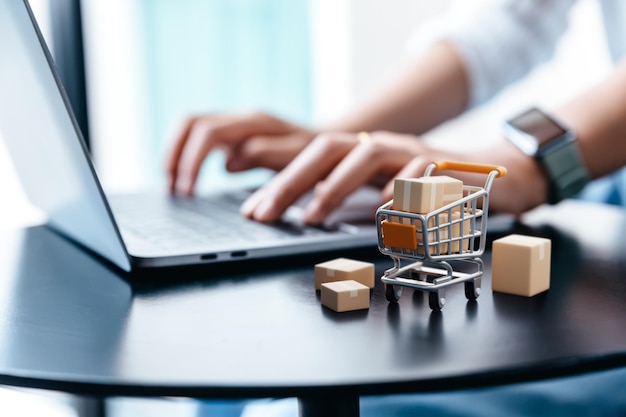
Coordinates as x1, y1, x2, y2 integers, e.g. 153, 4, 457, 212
408, 0, 578, 107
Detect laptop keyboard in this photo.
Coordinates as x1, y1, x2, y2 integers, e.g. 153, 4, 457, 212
109, 192, 327, 251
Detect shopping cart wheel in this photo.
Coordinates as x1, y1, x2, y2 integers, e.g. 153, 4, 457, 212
385, 284, 402, 302
429, 291, 445, 311
464, 281, 481, 301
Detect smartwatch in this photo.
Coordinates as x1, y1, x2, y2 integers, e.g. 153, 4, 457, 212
502, 107, 590, 204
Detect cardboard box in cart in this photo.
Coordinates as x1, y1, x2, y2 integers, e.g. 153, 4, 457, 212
393, 176, 463, 214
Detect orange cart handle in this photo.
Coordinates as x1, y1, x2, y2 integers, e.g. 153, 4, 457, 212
432, 161, 507, 178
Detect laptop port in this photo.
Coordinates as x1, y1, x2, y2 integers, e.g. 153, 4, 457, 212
230, 251, 247, 258
200, 253, 218, 261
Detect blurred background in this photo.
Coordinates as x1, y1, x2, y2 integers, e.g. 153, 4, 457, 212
0, 1, 614, 414
0, 0, 612, 232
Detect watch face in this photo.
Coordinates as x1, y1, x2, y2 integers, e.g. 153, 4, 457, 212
507, 108, 567, 147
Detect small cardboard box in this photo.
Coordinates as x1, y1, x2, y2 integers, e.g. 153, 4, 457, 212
314, 258, 375, 290
436, 211, 473, 253
321, 280, 370, 312
492, 234, 551, 297
393, 176, 463, 214
416, 217, 448, 255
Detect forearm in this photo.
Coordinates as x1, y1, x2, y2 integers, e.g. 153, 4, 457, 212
555, 57, 626, 179
325, 41, 470, 135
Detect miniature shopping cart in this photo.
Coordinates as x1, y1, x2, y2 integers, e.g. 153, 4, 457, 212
376, 161, 507, 310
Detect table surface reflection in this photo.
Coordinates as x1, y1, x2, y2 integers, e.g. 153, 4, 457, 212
0, 200, 624, 399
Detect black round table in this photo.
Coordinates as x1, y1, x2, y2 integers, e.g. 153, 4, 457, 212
0, 201, 625, 417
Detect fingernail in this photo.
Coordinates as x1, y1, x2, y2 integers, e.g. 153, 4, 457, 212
254, 199, 277, 222
175, 175, 189, 195
240, 197, 256, 217
304, 200, 324, 224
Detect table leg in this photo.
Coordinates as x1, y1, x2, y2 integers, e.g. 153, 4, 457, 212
298, 395, 359, 417
74, 396, 106, 417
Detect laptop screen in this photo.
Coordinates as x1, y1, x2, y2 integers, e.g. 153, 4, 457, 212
0, 0, 130, 271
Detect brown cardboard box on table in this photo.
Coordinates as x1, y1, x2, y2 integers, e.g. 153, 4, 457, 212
393, 176, 463, 214
314, 258, 375, 290
320, 280, 370, 312
492, 234, 551, 297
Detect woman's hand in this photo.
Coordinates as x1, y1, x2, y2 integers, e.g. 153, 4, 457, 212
241, 131, 549, 224
241, 131, 431, 223
166, 112, 317, 195
383, 139, 549, 216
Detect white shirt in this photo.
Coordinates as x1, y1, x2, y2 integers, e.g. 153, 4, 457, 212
413, 0, 626, 106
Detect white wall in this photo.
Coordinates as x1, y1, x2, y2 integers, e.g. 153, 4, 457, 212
310, 0, 450, 124
81, 0, 152, 193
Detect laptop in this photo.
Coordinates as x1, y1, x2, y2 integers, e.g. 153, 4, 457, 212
0, 0, 378, 272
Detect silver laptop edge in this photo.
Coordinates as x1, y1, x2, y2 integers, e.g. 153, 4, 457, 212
0, 0, 131, 271
0, 0, 377, 272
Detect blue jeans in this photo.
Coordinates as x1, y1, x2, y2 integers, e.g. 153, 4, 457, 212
577, 169, 626, 207
198, 366, 626, 416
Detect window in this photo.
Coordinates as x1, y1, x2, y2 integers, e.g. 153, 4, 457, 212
82, 0, 312, 193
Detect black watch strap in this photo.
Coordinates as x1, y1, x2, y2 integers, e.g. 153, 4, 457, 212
538, 139, 590, 204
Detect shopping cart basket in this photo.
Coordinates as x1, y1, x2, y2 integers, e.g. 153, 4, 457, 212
376, 161, 507, 310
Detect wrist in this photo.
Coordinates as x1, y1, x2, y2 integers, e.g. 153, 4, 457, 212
471, 141, 548, 215
502, 107, 590, 204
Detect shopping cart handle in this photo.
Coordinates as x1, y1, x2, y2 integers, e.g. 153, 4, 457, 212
432, 161, 507, 178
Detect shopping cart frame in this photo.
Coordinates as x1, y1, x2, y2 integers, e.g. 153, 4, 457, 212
376, 161, 507, 310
